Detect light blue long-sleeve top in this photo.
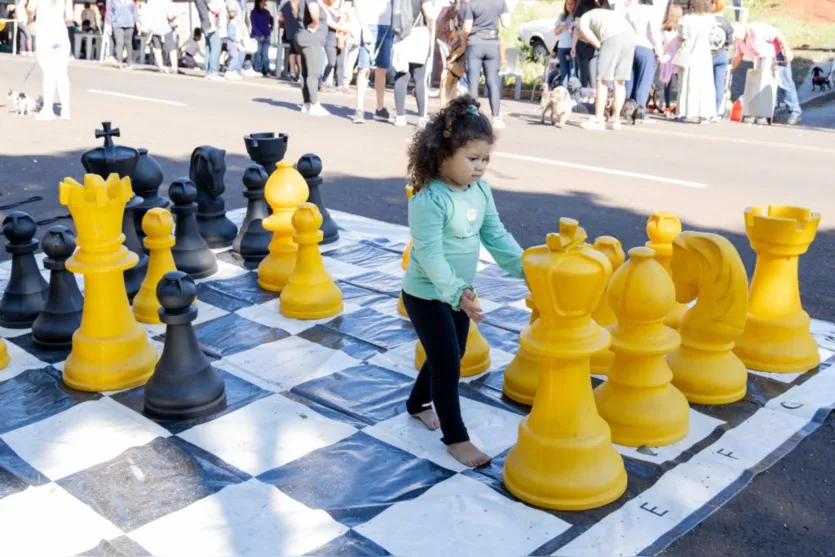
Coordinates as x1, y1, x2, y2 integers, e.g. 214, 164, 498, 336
402, 179, 525, 311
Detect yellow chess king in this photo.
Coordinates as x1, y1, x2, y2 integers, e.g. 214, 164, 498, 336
734, 206, 821, 373
646, 212, 688, 330
503, 293, 542, 404
280, 203, 343, 319
667, 232, 749, 404
503, 218, 627, 511
258, 161, 309, 292
0, 338, 9, 369
415, 318, 491, 377
59, 174, 158, 392
590, 236, 625, 376
397, 185, 415, 318
134, 209, 178, 324
593, 247, 689, 447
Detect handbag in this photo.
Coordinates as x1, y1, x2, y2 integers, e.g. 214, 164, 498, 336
673, 25, 703, 69
243, 36, 257, 54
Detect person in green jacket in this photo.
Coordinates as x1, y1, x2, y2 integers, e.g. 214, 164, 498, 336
402, 95, 525, 468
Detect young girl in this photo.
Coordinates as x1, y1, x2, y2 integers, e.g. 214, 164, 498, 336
403, 95, 525, 468
659, 4, 683, 117
225, 5, 246, 79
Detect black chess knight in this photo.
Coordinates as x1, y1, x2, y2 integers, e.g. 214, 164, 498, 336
189, 146, 238, 249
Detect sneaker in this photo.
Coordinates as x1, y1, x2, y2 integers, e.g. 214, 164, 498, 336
755, 117, 769, 125
206, 73, 222, 81
243, 68, 259, 78
609, 120, 622, 131
301, 103, 311, 114
787, 113, 802, 126
374, 108, 390, 122
225, 72, 241, 80
710, 116, 722, 123
417, 116, 429, 131
393, 115, 407, 127
581, 119, 605, 131
492, 117, 505, 129
352, 109, 365, 124
308, 103, 330, 117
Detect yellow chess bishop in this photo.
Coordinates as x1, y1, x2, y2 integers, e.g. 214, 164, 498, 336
415, 317, 491, 377
734, 206, 821, 373
667, 232, 749, 404
594, 247, 689, 447
503, 293, 542, 404
134, 209, 179, 324
280, 203, 343, 319
398, 185, 415, 318
503, 218, 627, 511
590, 236, 625, 376
258, 161, 309, 292
646, 212, 688, 330
0, 338, 9, 370
59, 173, 158, 392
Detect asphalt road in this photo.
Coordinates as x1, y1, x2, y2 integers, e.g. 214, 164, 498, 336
1, 55, 834, 556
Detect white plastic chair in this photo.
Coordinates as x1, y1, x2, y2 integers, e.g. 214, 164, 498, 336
499, 47, 523, 100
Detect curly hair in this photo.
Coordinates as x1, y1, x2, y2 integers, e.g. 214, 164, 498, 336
406, 95, 495, 192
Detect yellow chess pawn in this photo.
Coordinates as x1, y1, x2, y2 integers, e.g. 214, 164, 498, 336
503, 218, 626, 511
280, 203, 343, 319
646, 212, 688, 330
503, 293, 543, 404
0, 338, 9, 370
667, 232, 749, 404
258, 161, 309, 292
734, 206, 821, 373
134, 209, 178, 324
415, 317, 491, 377
590, 236, 625, 376
593, 247, 689, 447
398, 185, 415, 318
59, 174, 158, 392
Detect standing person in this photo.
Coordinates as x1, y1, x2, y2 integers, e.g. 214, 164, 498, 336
461, 0, 511, 129
28, 0, 72, 120
291, 0, 330, 116
571, 0, 602, 87
15, 0, 34, 55
278, 0, 302, 80
320, 0, 350, 90
108, 0, 137, 68
391, 0, 433, 128
250, 0, 274, 76
145, 0, 178, 73
731, 21, 801, 125
577, 4, 635, 130
549, 0, 575, 88
675, 0, 715, 123
196, 0, 224, 78
225, 5, 246, 79
352, 0, 395, 123
339, 0, 361, 92
438, 0, 466, 107
403, 95, 525, 468
709, 0, 733, 120
623, 0, 662, 119
658, 3, 682, 117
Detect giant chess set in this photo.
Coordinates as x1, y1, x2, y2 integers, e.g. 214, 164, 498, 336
0, 123, 833, 557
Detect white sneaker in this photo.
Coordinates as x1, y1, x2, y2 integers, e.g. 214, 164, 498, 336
225, 72, 242, 80
581, 119, 605, 130
243, 68, 259, 78
308, 103, 330, 117
393, 115, 407, 127
492, 117, 506, 129
609, 120, 622, 131
301, 103, 311, 114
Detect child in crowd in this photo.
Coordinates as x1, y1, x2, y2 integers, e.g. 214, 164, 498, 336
659, 4, 683, 118
225, 6, 245, 79
402, 95, 526, 468
181, 27, 204, 68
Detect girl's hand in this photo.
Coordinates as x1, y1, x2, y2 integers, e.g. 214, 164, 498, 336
460, 290, 484, 323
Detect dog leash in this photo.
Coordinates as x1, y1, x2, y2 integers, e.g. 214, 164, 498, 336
18, 56, 39, 88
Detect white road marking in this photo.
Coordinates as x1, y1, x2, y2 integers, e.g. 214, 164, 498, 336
87, 89, 186, 107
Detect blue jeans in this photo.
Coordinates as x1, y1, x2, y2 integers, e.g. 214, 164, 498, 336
713, 50, 729, 113
557, 47, 573, 87
625, 45, 656, 108
777, 61, 801, 116
205, 30, 221, 76
227, 45, 245, 73
253, 36, 270, 74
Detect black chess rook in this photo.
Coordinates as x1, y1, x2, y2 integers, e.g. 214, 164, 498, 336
297, 153, 339, 245
32, 226, 84, 350
190, 145, 238, 248
0, 212, 49, 329
232, 164, 272, 268
143, 271, 226, 419
169, 178, 218, 279
244, 132, 289, 173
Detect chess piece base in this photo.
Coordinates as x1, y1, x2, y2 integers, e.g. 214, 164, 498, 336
0, 291, 46, 328
397, 293, 407, 317
280, 280, 343, 320
257, 250, 296, 292
0, 339, 9, 369
235, 229, 272, 268
669, 345, 748, 404
415, 321, 491, 378
734, 311, 820, 373
171, 244, 218, 280
144, 362, 227, 420
33, 305, 83, 351
63, 325, 158, 392
595, 381, 690, 447
197, 214, 238, 249
503, 328, 540, 404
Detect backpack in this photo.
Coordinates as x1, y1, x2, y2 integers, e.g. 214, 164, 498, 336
708, 18, 727, 51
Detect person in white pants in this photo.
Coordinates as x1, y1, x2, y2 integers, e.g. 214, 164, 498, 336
28, 0, 72, 120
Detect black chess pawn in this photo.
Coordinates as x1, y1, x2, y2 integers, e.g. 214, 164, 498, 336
232, 164, 272, 269
189, 145, 238, 248
297, 153, 339, 245
123, 194, 149, 302
244, 132, 289, 173
0, 212, 49, 329
32, 226, 84, 350
169, 178, 218, 279
130, 148, 169, 243
144, 271, 226, 419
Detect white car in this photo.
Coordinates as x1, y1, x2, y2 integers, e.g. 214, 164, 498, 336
518, 17, 559, 62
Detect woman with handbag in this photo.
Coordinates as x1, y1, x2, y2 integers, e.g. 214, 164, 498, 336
289, 0, 330, 116
462, 0, 511, 129
391, 0, 433, 128
674, 0, 715, 122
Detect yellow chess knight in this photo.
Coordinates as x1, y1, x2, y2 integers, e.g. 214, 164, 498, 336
59, 173, 158, 392
503, 218, 627, 511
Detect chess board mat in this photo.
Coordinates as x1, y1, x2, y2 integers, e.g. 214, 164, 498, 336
1, 207, 834, 557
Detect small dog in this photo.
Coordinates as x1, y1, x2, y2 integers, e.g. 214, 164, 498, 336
811, 66, 832, 91
621, 98, 641, 125
7, 89, 40, 116
541, 86, 572, 127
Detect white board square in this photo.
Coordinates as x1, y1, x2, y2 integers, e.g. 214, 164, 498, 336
236, 299, 360, 336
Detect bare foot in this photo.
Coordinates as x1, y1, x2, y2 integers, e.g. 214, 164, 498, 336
447, 441, 492, 468
411, 408, 440, 431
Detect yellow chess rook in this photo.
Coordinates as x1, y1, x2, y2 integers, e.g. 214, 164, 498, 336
0, 338, 9, 370
667, 232, 749, 404
594, 247, 689, 447
646, 212, 688, 330
134, 209, 178, 324
397, 185, 415, 318
503, 218, 627, 511
590, 236, 625, 376
415, 317, 491, 378
280, 203, 343, 319
734, 206, 821, 373
503, 293, 542, 404
59, 173, 158, 392
259, 161, 309, 292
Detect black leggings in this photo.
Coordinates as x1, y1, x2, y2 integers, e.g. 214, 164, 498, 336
575, 41, 597, 87
402, 291, 470, 445
394, 63, 427, 117
466, 42, 501, 117
322, 44, 343, 86
299, 43, 323, 104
